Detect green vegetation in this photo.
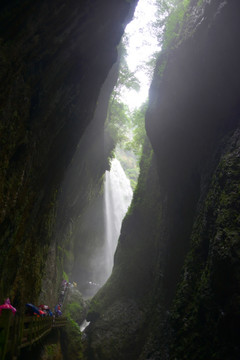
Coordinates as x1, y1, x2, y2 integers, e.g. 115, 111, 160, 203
153, 0, 178, 44
61, 288, 88, 358
106, 99, 131, 146
105, 47, 140, 146
157, 58, 167, 77
112, 101, 148, 189
65, 301, 84, 325
64, 287, 88, 323
163, 0, 191, 48
126, 101, 148, 159
128, 138, 154, 213
63, 271, 69, 282
153, 0, 192, 50
115, 147, 139, 189
105, 0, 192, 170
42, 343, 62, 360
105, 44, 149, 189
61, 318, 83, 360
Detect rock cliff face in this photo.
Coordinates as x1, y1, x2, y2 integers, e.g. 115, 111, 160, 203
39, 59, 120, 306
85, 1, 240, 359
1, 0, 240, 359
0, 0, 137, 307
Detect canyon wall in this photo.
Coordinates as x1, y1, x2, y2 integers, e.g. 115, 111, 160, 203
1, 0, 240, 358
86, 1, 240, 359
0, 0, 137, 308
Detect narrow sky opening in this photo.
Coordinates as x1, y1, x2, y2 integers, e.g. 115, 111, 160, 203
121, 0, 161, 111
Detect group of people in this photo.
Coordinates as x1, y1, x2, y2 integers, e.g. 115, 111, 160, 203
58, 279, 77, 303
0, 279, 78, 318
0, 299, 56, 318
25, 303, 54, 317
59, 279, 69, 303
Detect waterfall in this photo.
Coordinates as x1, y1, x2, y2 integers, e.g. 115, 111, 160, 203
78, 158, 133, 298
103, 158, 133, 279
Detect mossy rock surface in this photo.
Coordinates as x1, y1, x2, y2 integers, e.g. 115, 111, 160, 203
170, 129, 240, 360
64, 288, 88, 325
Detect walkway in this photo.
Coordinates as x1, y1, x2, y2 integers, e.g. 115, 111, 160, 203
0, 309, 68, 360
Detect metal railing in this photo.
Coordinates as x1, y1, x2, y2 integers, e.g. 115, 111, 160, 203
0, 309, 68, 360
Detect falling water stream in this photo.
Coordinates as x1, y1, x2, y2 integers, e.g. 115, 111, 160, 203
103, 158, 133, 279
80, 158, 133, 300
80, 158, 132, 332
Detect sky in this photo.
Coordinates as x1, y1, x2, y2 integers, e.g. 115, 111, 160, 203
120, 0, 161, 111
